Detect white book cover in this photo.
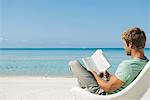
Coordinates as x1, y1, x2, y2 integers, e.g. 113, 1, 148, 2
82, 49, 111, 73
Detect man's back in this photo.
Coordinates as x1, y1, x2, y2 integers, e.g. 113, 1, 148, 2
112, 57, 149, 94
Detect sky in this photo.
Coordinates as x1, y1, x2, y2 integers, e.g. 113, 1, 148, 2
0, 0, 149, 48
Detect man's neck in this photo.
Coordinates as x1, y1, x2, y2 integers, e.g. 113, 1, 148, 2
131, 49, 145, 60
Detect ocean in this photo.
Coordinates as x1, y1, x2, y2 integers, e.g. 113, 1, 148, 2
0, 48, 149, 77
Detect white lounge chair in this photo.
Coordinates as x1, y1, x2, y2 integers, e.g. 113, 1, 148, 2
71, 61, 150, 100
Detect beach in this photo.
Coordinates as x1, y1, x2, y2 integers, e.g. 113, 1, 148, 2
0, 77, 149, 100
1, 0, 149, 99
0, 48, 149, 99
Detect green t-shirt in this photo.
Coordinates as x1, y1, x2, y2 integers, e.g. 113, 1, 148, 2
111, 57, 149, 94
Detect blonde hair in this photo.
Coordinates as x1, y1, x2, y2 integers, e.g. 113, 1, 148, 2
122, 27, 146, 49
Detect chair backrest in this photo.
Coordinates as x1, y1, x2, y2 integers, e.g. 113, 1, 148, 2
109, 61, 150, 99
71, 61, 150, 100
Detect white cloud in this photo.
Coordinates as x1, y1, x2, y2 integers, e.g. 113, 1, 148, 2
20, 40, 29, 43
0, 37, 3, 40
0, 37, 8, 41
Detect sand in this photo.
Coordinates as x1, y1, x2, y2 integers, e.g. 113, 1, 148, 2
0, 77, 149, 100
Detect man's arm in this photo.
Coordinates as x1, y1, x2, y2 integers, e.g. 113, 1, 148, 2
90, 71, 124, 93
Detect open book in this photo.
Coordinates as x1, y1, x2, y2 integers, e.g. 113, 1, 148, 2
82, 49, 111, 74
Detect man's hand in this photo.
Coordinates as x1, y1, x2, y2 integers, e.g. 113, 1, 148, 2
90, 71, 96, 74
104, 71, 110, 79
89, 71, 100, 79
89, 70, 124, 93
98, 71, 110, 79
90, 71, 110, 78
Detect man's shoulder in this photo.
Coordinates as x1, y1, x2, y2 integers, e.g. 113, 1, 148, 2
119, 59, 139, 69
120, 58, 144, 65
120, 59, 134, 66
119, 58, 148, 69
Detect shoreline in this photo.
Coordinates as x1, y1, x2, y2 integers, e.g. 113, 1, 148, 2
0, 75, 74, 78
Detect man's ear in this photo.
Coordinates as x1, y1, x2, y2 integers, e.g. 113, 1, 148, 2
129, 42, 133, 48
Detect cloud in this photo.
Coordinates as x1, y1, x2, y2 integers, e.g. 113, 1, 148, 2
0, 37, 3, 40
0, 37, 8, 41
20, 40, 29, 43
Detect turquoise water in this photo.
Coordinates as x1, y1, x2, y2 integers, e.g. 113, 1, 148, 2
0, 48, 149, 76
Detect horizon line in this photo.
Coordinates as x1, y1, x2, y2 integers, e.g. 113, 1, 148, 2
0, 47, 149, 50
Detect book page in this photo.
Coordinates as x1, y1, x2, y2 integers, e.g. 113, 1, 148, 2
82, 57, 99, 72
91, 49, 111, 72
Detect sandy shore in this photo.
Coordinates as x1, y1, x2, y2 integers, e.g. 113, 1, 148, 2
0, 77, 149, 100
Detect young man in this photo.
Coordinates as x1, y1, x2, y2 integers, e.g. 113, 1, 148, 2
68, 27, 149, 95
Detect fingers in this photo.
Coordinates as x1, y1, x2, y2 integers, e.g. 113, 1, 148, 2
99, 72, 104, 78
